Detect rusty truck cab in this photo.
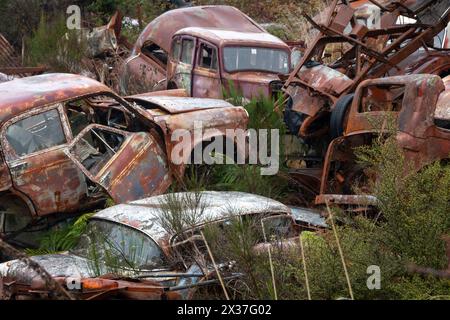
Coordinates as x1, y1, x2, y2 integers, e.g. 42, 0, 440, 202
316, 74, 450, 206
166, 27, 291, 100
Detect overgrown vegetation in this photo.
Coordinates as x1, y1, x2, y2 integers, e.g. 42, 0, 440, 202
173, 86, 291, 202
24, 14, 87, 73
25, 213, 93, 256
172, 132, 450, 300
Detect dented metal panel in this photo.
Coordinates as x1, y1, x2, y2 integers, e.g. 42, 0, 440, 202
0, 74, 113, 123
97, 132, 172, 204
127, 95, 235, 114
435, 75, 450, 120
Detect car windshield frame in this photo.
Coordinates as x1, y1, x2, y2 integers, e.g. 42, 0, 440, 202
71, 218, 168, 272
222, 46, 290, 74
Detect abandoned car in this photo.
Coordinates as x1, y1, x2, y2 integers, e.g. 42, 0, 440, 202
0, 191, 325, 300
0, 73, 248, 247
118, 5, 291, 99
282, 0, 450, 152
291, 74, 450, 207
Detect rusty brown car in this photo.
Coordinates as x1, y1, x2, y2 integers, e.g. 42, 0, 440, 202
282, 0, 450, 153
0, 73, 248, 247
291, 74, 450, 207
119, 5, 291, 99
0, 191, 326, 300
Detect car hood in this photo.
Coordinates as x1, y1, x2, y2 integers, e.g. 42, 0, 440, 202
228, 71, 282, 86
0, 254, 93, 285
126, 95, 236, 114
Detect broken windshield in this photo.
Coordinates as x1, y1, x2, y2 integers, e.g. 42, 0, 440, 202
223, 46, 289, 74
72, 219, 167, 272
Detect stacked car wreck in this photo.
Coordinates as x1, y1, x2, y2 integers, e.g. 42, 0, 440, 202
282, 0, 450, 207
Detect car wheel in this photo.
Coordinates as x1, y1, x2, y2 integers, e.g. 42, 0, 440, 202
329, 94, 354, 139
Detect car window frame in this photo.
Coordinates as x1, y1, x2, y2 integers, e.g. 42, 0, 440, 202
64, 123, 132, 182
357, 83, 406, 114
222, 45, 290, 74
170, 36, 182, 62
1, 103, 71, 162
196, 41, 218, 72
74, 217, 168, 271
140, 40, 168, 68
0, 91, 139, 162
180, 37, 196, 66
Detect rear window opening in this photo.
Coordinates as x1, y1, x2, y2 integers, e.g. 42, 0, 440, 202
142, 42, 168, 66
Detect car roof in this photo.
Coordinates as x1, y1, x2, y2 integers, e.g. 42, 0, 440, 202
92, 191, 291, 244
137, 5, 266, 53
174, 27, 288, 48
0, 73, 112, 123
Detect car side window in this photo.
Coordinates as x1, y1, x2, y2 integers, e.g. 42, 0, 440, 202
180, 39, 194, 65
70, 126, 125, 177
171, 37, 181, 61
5, 108, 66, 157
141, 41, 168, 66
198, 43, 217, 70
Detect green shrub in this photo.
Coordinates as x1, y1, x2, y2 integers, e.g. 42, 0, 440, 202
26, 213, 93, 255
24, 13, 86, 72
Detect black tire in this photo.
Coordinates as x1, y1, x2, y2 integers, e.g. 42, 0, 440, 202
330, 94, 354, 139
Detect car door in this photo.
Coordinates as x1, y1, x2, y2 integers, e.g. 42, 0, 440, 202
171, 36, 196, 95
65, 124, 172, 204
192, 41, 222, 98
1, 104, 89, 216
122, 42, 167, 93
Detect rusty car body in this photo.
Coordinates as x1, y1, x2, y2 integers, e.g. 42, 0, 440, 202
291, 74, 450, 206
282, 0, 450, 152
118, 5, 291, 99
0, 73, 248, 247
0, 191, 325, 300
